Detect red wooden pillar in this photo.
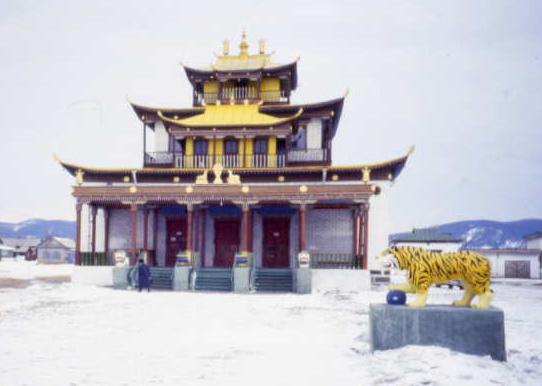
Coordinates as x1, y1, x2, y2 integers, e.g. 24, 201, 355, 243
241, 203, 252, 254
91, 206, 97, 265
152, 208, 158, 266
143, 208, 149, 252
104, 208, 110, 258
361, 203, 369, 269
299, 203, 307, 252
130, 203, 138, 265
75, 203, 82, 265
186, 204, 193, 256
353, 207, 361, 268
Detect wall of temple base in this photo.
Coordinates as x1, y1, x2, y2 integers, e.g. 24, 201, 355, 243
368, 182, 391, 270
312, 269, 371, 292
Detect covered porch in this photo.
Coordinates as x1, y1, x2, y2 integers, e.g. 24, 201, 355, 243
74, 185, 372, 270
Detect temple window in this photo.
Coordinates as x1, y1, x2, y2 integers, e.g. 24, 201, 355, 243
291, 126, 307, 150
254, 138, 268, 154
194, 139, 208, 155
224, 138, 238, 155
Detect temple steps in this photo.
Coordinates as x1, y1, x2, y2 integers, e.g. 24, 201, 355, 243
253, 268, 294, 292
149, 267, 174, 290
194, 268, 233, 292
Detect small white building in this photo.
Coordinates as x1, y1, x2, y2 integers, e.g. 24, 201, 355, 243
36, 237, 76, 264
471, 248, 541, 279
0, 243, 16, 258
390, 227, 463, 253
524, 232, 542, 250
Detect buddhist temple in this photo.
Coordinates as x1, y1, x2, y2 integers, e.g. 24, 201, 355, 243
58, 33, 412, 292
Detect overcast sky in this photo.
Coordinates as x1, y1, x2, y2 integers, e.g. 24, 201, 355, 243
0, 0, 541, 232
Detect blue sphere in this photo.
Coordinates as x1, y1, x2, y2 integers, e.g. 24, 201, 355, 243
386, 290, 406, 305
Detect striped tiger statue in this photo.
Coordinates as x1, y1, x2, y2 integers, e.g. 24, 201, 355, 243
380, 246, 493, 308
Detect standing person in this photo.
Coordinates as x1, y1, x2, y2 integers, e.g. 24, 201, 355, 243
137, 258, 152, 292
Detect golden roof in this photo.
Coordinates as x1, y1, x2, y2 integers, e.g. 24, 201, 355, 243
158, 104, 303, 127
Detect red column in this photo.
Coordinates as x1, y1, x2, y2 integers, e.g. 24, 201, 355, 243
186, 204, 193, 256
353, 207, 361, 267
143, 208, 149, 252
91, 206, 97, 265
299, 203, 307, 252
104, 208, 110, 259
361, 204, 369, 269
241, 204, 252, 253
130, 204, 138, 265
152, 208, 158, 265
75, 203, 82, 265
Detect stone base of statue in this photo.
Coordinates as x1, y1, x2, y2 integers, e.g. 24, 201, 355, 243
369, 304, 506, 361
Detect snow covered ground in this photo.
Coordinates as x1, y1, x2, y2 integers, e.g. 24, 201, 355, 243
1, 261, 541, 386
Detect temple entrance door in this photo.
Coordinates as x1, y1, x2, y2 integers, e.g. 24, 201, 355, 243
214, 219, 240, 267
262, 217, 290, 268
166, 218, 187, 267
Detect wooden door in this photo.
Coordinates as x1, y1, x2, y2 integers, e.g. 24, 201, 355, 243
166, 218, 187, 267
214, 219, 240, 267
263, 217, 290, 268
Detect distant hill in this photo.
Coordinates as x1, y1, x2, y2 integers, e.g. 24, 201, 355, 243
0, 219, 75, 240
392, 219, 542, 249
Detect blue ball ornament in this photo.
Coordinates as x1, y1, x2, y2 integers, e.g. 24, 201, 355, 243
386, 290, 406, 305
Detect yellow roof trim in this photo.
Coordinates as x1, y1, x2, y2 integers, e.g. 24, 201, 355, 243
158, 104, 303, 128
129, 99, 204, 114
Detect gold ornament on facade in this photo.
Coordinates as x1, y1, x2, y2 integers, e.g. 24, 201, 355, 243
222, 39, 230, 55
129, 185, 137, 194
362, 167, 371, 183
195, 170, 209, 184
212, 163, 224, 184
173, 176, 180, 183
123, 176, 131, 183
331, 174, 339, 181
227, 170, 241, 184
75, 169, 85, 186
241, 185, 250, 193
278, 175, 285, 182
299, 185, 308, 193
185, 185, 194, 193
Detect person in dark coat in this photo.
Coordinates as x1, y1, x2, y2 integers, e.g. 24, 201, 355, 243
137, 259, 152, 292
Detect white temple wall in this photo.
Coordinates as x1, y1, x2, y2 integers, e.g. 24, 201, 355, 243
80, 203, 91, 252
154, 121, 169, 152
368, 182, 391, 269
108, 209, 145, 251
306, 118, 322, 149
307, 208, 353, 255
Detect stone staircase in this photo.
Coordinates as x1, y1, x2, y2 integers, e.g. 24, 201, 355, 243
150, 267, 174, 290
194, 268, 233, 292
253, 268, 294, 292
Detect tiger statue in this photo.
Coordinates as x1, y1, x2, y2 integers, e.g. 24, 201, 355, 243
380, 246, 493, 308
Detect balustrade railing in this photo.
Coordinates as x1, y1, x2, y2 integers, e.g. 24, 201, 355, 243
310, 253, 361, 269
144, 152, 180, 167
287, 148, 328, 162
195, 88, 289, 105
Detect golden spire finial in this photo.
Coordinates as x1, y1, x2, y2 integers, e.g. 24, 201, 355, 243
239, 30, 249, 56
258, 39, 266, 54
222, 39, 230, 56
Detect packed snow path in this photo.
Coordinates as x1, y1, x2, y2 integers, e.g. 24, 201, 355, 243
1, 261, 541, 385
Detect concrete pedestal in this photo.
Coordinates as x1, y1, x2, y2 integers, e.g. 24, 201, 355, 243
112, 266, 130, 289
233, 267, 250, 293
369, 304, 506, 361
173, 267, 191, 291
294, 268, 311, 294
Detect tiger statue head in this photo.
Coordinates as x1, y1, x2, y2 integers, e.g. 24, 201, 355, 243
379, 246, 411, 270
